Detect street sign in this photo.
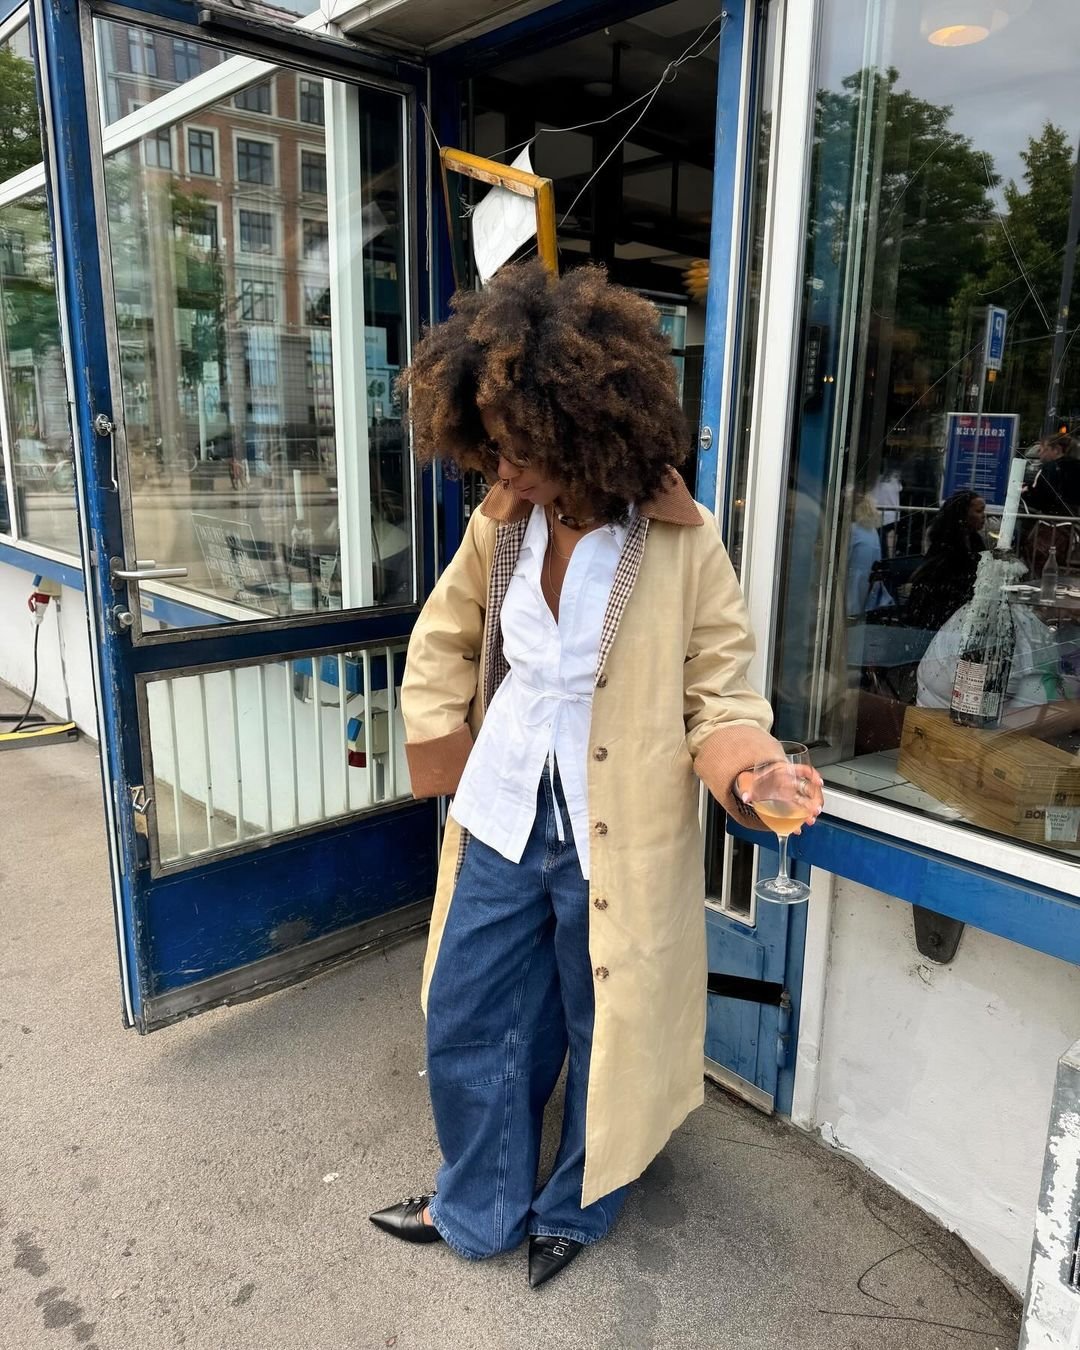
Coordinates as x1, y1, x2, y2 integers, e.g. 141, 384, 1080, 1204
941, 411, 1018, 504
984, 305, 1008, 372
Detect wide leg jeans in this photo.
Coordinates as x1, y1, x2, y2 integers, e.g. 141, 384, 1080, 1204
425, 767, 628, 1259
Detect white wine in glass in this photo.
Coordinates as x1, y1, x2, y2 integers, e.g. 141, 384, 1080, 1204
751, 742, 812, 904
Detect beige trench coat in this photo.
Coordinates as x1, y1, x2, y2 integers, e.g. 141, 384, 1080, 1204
401, 472, 776, 1206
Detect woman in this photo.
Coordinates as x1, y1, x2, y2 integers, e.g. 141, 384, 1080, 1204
905, 490, 987, 632
846, 493, 890, 618
1023, 432, 1080, 572
370, 261, 824, 1287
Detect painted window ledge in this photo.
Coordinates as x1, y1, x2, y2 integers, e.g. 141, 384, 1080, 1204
729, 812, 1080, 967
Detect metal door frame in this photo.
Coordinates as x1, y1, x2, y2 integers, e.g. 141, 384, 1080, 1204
34, 0, 439, 1027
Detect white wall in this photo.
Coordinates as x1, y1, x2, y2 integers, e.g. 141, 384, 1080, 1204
796, 875, 1080, 1293
0, 561, 96, 735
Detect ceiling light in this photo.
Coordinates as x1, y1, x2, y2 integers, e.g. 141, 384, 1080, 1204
919, 1, 1028, 46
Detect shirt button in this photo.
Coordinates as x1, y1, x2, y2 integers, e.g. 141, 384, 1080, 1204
594, 821, 608, 836
593, 897, 608, 911
596, 674, 608, 688
594, 966, 609, 980
593, 746, 608, 762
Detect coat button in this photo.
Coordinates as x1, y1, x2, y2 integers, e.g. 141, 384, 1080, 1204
593, 746, 608, 761
596, 674, 608, 688
594, 821, 608, 836
594, 966, 609, 980
593, 897, 608, 911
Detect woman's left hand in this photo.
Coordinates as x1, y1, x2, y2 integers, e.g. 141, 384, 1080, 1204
736, 763, 825, 832
792, 766, 825, 831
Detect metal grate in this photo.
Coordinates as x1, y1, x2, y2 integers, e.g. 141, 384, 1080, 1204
143, 642, 410, 870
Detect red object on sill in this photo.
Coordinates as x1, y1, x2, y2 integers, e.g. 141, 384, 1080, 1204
348, 749, 367, 768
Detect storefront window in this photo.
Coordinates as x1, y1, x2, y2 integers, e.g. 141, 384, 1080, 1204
774, 0, 1080, 863
95, 24, 414, 622
0, 20, 78, 554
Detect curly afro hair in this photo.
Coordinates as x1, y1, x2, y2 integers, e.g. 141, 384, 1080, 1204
400, 260, 688, 522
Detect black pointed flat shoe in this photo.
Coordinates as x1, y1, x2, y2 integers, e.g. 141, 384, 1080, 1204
528, 1235, 584, 1288
369, 1195, 442, 1244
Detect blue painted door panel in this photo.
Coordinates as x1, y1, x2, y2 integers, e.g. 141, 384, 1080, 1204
35, 0, 437, 1031
141, 804, 434, 1007
704, 915, 763, 1081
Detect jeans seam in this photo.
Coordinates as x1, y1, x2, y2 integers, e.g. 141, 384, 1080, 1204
528, 1224, 604, 1246
492, 919, 547, 1254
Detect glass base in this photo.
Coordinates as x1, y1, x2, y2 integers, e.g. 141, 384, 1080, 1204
754, 876, 810, 905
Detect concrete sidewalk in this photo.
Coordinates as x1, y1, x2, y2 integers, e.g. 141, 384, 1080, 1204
0, 684, 1022, 1350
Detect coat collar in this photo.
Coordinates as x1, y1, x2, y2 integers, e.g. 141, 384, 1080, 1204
479, 469, 703, 528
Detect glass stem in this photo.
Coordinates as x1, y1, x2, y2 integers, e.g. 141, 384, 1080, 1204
776, 835, 791, 885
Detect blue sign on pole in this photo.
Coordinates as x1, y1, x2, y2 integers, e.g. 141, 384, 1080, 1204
985, 305, 1008, 371
941, 412, 1018, 505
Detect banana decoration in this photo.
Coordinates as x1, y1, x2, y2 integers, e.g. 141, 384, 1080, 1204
682, 258, 709, 303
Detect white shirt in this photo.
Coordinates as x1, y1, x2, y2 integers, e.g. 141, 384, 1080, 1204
450, 503, 631, 879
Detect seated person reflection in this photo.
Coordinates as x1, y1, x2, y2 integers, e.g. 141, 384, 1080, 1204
906, 491, 988, 632
1022, 432, 1080, 571
846, 494, 889, 618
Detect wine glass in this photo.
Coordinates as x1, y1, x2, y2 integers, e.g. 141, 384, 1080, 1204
749, 742, 813, 905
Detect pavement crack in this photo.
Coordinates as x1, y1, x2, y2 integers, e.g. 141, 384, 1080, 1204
855, 1243, 909, 1308
861, 1193, 1009, 1326
818, 1308, 1006, 1338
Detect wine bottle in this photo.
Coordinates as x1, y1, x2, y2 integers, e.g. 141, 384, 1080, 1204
950, 551, 1017, 730
1040, 550, 1059, 604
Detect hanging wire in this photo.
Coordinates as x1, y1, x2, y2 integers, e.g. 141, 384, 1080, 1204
498, 10, 728, 168
416, 9, 729, 230
557, 14, 728, 227
420, 99, 443, 154
981, 152, 1052, 331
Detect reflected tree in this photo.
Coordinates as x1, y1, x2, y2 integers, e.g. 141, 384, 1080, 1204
955, 123, 1080, 443
0, 44, 43, 182
171, 183, 233, 451
810, 67, 997, 490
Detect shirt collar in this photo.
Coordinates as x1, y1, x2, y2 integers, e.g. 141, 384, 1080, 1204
480, 469, 702, 528
518, 503, 635, 562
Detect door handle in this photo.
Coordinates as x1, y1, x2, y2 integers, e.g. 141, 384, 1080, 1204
110, 557, 189, 588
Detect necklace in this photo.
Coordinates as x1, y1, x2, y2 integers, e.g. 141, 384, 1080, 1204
555, 508, 598, 530
546, 508, 574, 561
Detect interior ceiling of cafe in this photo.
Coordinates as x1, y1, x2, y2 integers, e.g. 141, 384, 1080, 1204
466, 0, 721, 298
341, 0, 567, 53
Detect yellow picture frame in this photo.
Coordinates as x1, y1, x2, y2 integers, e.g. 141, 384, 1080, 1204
439, 147, 558, 286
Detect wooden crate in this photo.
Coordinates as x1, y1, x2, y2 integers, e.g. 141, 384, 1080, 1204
898, 706, 1080, 850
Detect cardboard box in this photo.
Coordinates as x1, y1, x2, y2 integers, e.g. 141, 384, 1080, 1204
898, 706, 1080, 850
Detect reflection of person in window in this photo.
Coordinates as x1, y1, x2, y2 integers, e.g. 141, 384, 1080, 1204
1022, 432, 1080, 570
846, 494, 887, 617
906, 491, 987, 632
869, 465, 902, 557
372, 486, 410, 603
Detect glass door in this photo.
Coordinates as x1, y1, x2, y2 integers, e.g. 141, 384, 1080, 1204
35, 0, 438, 1029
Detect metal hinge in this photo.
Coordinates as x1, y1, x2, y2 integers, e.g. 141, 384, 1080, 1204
130, 784, 152, 838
